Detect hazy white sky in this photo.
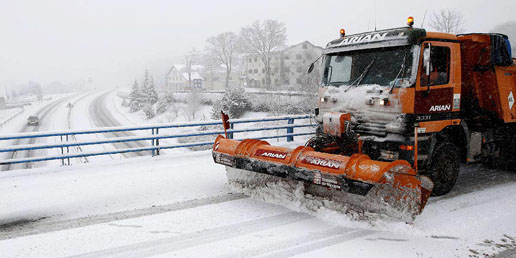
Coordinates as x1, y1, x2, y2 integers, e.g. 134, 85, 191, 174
1, 0, 515, 88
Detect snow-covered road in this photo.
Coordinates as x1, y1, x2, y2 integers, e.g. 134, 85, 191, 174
88, 91, 148, 158
2, 93, 90, 171
1, 150, 516, 258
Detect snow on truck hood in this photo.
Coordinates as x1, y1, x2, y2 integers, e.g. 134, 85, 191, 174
319, 84, 403, 122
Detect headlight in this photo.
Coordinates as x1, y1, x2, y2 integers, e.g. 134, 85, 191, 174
378, 98, 390, 106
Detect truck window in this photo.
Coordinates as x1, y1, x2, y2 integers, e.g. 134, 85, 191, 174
323, 46, 414, 87
421, 46, 450, 86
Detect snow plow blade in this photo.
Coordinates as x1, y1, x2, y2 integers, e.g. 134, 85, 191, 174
212, 135, 433, 221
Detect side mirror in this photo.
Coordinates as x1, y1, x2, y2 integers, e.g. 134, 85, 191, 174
307, 63, 314, 74
423, 44, 431, 76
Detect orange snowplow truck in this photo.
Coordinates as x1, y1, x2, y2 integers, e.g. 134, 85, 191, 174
213, 17, 516, 218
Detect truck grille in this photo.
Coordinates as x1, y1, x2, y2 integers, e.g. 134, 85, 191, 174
354, 120, 388, 136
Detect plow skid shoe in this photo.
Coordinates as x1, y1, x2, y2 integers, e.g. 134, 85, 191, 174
212, 136, 434, 221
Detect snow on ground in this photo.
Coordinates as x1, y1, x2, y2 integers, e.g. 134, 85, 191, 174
1, 150, 516, 257
0, 108, 23, 124
109, 88, 316, 148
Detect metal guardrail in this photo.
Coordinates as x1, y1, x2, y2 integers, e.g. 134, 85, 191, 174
0, 114, 316, 166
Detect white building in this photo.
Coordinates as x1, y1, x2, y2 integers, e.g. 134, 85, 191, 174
243, 41, 324, 90
165, 65, 204, 92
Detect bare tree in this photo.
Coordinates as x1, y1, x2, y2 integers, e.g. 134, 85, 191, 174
184, 48, 198, 88
240, 20, 287, 90
429, 9, 465, 34
207, 32, 238, 90
492, 21, 516, 57
200, 51, 219, 90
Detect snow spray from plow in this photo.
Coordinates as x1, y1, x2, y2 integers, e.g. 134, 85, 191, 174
212, 135, 433, 221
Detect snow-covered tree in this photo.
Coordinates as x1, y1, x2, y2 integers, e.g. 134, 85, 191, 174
429, 9, 465, 34
184, 89, 202, 121
240, 20, 287, 90
155, 93, 174, 114
142, 103, 155, 119
141, 70, 158, 105
211, 86, 251, 119
128, 80, 144, 112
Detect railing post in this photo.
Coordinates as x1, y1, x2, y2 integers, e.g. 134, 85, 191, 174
228, 122, 234, 139
287, 118, 294, 142
66, 135, 70, 165
60, 135, 65, 166
156, 128, 160, 155
151, 128, 155, 156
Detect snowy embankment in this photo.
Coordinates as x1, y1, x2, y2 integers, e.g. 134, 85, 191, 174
0, 108, 23, 127
1, 150, 516, 257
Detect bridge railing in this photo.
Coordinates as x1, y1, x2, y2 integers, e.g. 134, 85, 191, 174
0, 114, 316, 166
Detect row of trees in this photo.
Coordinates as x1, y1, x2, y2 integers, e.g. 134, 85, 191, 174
199, 20, 287, 90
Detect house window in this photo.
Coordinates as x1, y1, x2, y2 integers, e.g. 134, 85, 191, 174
296, 66, 302, 73
296, 54, 302, 60
254, 69, 258, 73
262, 68, 265, 73
193, 79, 202, 88
249, 58, 252, 62
284, 55, 290, 60
248, 69, 253, 74
284, 67, 290, 73
254, 57, 258, 62
302, 43, 308, 49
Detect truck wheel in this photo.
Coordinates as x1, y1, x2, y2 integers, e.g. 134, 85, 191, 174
427, 142, 460, 196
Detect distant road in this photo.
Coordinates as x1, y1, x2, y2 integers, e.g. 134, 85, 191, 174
2, 94, 80, 171
89, 91, 148, 158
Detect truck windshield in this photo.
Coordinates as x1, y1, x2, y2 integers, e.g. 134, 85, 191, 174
322, 46, 415, 87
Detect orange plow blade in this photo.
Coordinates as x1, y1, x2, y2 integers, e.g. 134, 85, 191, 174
213, 135, 433, 221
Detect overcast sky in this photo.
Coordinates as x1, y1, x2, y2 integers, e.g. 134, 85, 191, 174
1, 0, 515, 88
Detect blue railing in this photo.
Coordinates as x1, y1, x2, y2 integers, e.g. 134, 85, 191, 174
0, 115, 316, 166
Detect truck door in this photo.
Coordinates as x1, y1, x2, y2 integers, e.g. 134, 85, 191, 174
415, 41, 462, 133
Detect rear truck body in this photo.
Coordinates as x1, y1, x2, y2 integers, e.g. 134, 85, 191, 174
212, 17, 516, 220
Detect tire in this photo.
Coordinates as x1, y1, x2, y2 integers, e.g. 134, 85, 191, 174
426, 141, 461, 196
498, 131, 516, 172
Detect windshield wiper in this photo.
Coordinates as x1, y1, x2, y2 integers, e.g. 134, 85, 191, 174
389, 49, 409, 94
346, 57, 376, 91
